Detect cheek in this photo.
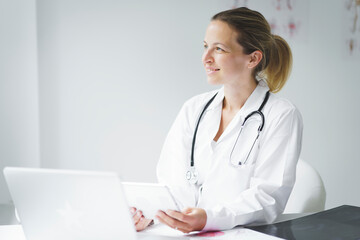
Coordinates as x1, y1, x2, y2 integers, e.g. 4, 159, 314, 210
221, 57, 245, 73
229, 56, 248, 72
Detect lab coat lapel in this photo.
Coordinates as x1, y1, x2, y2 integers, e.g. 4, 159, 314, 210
240, 80, 270, 118
214, 81, 269, 143
199, 87, 224, 150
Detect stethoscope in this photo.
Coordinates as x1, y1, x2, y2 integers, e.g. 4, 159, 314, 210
186, 91, 270, 185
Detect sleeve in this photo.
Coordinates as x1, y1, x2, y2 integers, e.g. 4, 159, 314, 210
203, 106, 303, 231
156, 101, 198, 209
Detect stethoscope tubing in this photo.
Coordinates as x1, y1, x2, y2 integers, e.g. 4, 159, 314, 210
191, 91, 270, 168
190, 93, 218, 167
187, 90, 270, 184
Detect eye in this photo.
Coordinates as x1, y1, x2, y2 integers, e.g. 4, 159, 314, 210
203, 44, 208, 49
215, 47, 225, 52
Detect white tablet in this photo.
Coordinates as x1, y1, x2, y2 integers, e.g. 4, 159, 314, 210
122, 182, 180, 219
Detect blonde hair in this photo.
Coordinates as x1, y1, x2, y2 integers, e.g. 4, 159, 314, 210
212, 7, 292, 93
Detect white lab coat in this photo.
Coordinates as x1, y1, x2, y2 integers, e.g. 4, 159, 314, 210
156, 80, 303, 231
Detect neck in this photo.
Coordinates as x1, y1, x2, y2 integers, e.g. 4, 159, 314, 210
223, 79, 258, 112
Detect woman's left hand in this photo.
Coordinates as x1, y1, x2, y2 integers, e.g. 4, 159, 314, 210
155, 207, 207, 233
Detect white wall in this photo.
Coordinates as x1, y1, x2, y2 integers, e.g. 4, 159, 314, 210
1, 0, 359, 209
37, 0, 219, 182
0, 0, 40, 204
285, 1, 360, 209
280, 0, 360, 209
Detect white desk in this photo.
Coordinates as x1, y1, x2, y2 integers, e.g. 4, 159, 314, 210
0, 204, 307, 240
0, 224, 284, 240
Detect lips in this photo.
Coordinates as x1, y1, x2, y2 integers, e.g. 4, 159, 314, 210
206, 67, 220, 73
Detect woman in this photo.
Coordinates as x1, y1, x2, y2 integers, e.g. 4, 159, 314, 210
133, 7, 302, 233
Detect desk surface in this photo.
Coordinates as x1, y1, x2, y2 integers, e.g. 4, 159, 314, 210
3, 208, 357, 240
0, 224, 283, 240
249, 205, 360, 240
0, 204, 302, 240
0, 213, 308, 240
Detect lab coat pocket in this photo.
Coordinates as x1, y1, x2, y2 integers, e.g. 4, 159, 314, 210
199, 161, 256, 208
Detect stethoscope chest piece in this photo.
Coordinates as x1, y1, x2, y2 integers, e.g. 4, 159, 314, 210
186, 167, 198, 185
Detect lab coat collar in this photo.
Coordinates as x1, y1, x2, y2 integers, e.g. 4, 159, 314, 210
206, 87, 225, 111
240, 80, 270, 116
206, 80, 270, 115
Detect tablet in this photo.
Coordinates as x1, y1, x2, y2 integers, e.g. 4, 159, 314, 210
122, 182, 180, 219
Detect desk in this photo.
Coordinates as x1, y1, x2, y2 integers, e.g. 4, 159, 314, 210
248, 205, 360, 240
0, 224, 283, 240
1, 206, 359, 240
0, 213, 304, 240
0, 203, 299, 240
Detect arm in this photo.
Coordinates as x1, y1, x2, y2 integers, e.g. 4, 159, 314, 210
156, 100, 199, 209
203, 106, 303, 231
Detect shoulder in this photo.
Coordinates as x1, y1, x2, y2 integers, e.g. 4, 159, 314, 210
181, 89, 219, 115
265, 93, 303, 127
172, 89, 220, 129
268, 94, 297, 111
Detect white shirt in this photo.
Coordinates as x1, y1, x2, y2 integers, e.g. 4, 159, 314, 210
156, 81, 303, 231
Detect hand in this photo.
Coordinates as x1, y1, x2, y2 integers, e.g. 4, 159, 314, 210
130, 207, 153, 231
155, 207, 207, 233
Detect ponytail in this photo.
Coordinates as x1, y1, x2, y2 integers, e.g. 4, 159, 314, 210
264, 35, 293, 93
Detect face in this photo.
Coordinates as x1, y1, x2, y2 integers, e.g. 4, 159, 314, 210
202, 20, 254, 86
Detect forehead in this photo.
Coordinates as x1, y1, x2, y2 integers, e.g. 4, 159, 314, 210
204, 20, 239, 46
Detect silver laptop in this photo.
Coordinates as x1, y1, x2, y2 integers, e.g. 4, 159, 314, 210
3, 167, 137, 240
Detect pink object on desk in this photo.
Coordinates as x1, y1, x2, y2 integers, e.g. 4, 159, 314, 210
195, 231, 225, 237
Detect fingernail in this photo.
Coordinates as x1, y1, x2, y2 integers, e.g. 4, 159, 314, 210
137, 212, 142, 216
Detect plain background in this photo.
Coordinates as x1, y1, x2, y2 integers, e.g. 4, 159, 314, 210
1, 0, 360, 210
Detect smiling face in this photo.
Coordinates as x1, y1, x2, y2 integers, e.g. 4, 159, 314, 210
202, 20, 255, 87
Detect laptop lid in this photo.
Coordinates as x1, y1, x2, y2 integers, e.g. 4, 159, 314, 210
3, 167, 137, 240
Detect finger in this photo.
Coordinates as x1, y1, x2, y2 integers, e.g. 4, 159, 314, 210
177, 227, 192, 233
135, 216, 148, 231
135, 217, 153, 232
165, 209, 190, 222
130, 207, 136, 215
156, 210, 176, 228
140, 218, 153, 228
156, 211, 190, 231
133, 211, 143, 225
182, 207, 193, 214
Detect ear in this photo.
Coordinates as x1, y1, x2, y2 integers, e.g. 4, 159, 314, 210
247, 50, 263, 69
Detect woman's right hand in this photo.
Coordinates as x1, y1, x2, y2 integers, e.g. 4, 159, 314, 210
130, 207, 153, 231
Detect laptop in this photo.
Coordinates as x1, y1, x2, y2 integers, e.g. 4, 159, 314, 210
3, 167, 137, 240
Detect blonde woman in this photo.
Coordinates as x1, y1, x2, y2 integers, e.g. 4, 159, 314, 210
134, 7, 302, 233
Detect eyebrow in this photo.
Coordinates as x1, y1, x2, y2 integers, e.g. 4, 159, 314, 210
203, 41, 229, 48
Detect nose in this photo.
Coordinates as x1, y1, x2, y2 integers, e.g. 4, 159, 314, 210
202, 49, 213, 64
